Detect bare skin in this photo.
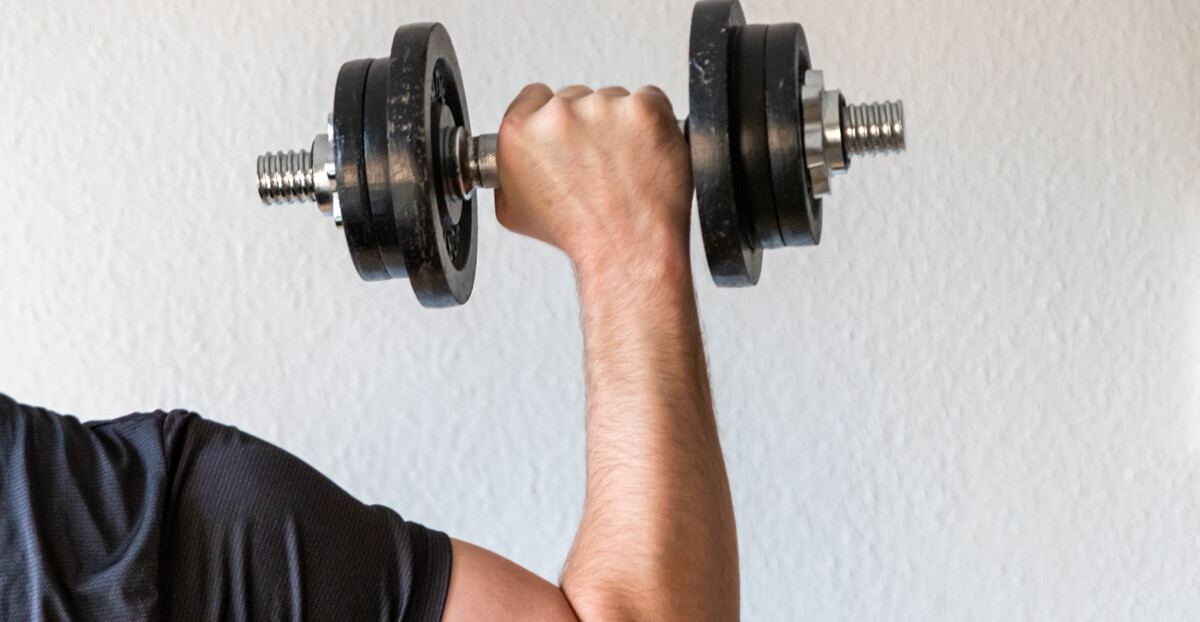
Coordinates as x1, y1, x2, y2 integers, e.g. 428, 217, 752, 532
441, 83, 739, 622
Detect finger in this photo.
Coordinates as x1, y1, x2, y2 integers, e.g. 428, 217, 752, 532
505, 83, 554, 120
493, 189, 511, 227
493, 189, 536, 240
596, 86, 631, 98
555, 84, 594, 99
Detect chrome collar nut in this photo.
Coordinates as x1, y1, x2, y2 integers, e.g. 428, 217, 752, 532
801, 69, 905, 199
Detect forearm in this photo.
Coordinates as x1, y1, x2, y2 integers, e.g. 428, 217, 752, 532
560, 237, 739, 621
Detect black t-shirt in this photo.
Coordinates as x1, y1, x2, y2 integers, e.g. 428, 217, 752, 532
0, 394, 452, 621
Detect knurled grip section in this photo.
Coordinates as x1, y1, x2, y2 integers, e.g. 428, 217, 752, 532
471, 133, 500, 189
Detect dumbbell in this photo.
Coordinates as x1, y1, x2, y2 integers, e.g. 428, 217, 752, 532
256, 0, 905, 307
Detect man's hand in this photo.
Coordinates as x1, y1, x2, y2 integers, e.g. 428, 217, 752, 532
443, 84, 739, 622
493, 84, 693, 276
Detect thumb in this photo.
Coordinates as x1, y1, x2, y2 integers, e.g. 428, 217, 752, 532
493, 188, 511, 230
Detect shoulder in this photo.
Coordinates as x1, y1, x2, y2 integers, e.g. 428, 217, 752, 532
154, 409, 455, 621
0, 391, 196, 450
0, 393, 452, 621
0, 394, 202, 618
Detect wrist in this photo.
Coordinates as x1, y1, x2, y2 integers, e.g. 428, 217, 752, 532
573, 231, 692, 297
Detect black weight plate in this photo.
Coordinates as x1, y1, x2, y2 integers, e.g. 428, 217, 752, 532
430, 101, 467, 255
689, 0, 760, 287
764, 23, 821, 246
731, 24, 783, 249
362, 57, 408, 279
387, 23, 477, 307
333, 58, 388, 280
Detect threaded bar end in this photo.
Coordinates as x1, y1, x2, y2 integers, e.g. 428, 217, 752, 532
257, 150, 316, 204
843, 101, 905, 156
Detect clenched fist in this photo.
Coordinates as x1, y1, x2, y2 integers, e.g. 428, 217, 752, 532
494, 84, 694, 279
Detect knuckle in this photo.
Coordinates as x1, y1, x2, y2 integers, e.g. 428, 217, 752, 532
521, 83, 553, 107
499, 112, 529, 140
630, 90, 664, 111
524, 82, 552, 97
599, 86, 631, 98
543, 95, 578, 123
629, 91, 673, 124
556, 84, 591, 97
635, 85, 669, 104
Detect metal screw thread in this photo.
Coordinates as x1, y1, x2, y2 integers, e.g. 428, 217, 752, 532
843, 101, 905, 156
257, 150, 315, 204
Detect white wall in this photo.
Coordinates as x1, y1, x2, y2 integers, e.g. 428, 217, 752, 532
2, 0, 1199, 618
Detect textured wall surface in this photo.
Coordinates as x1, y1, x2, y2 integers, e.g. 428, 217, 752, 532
2, 0, 1199, 618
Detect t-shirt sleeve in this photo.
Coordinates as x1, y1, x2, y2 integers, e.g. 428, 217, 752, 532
0, 394, 452, 622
